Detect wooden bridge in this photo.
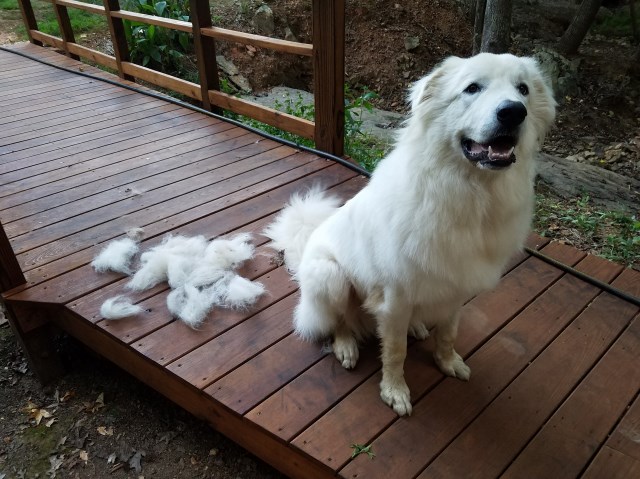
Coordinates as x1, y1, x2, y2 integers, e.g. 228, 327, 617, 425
2, 4, 640, 478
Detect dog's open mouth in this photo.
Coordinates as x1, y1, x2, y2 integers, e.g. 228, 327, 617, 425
462, 136, 517, 170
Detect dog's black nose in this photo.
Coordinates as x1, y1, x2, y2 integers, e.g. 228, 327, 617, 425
496, 101, 527, 128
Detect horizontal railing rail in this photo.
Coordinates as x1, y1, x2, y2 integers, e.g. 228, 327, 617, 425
17, 0, 345, 154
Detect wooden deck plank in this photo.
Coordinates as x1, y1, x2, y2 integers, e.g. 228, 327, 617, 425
415, 255, 625, 479
4, 131, 267, 238
1, 101, 187, 155
0, 119, 237, 208
602, 393, 640, 461
12, 150, 325, 268
0, 109, 200, 176
502, 313, 640, 479
6, 162, 354, 303
10, 132, 269, 247
582, 446, 640, 479
0, 85, 134, 129
3, 43, 639, 479
2, 97, 178, 148
0, 92, 155, 140
16, 172, 363, 301
294, 252, 616, 473
0, 107, 203, 177
338, 243, 589, 479
0, 127, 251, 224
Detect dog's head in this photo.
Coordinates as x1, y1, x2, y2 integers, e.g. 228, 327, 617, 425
408, 53, 556, 171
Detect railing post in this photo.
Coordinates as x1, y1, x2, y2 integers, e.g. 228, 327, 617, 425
53, 2, 80, 60
312, 0, 345, 156
103, 0, 134, 81
17, 0, 42, 46
0, 222, 25, 293
190, 0, 222, 112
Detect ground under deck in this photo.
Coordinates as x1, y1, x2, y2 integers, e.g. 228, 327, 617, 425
1, 43, 639, 478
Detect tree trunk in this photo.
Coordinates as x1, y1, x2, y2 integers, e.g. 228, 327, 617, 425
631, 0, 638, 43
473, 0, 487, 54
558, 0, 603, 55
480, 0, 513, 53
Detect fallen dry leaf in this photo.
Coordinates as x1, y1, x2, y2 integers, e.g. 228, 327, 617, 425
45, 417, 57, 428
22, 401, 53, 426
107, 452, 117, 465
83, 392, 105, 413
97, 426, 114, 436
190, 456, 197, 465
79, 450, 89, 462
61, 390, 76, 403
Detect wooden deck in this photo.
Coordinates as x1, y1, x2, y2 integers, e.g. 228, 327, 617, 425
1, 43, 639, 479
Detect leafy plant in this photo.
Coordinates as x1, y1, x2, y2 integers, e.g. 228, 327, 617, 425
535, 191, 640, 268
350, 443, 375, 459
593, 9, 636, 39
228, 87, 389, 171
122, 0, 193, 76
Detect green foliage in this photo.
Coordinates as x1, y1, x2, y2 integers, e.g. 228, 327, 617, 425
227, 87, 388, 171
350, 443, 375, 459
37, 9, 106, 37
0, 0, 18, 11
122, 0, 193, 76
535, 192, 640, 268
593, 9, 636, 38
344, 86, 387, 171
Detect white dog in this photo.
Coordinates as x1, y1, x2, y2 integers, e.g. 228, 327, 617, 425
265, 53, 556, 416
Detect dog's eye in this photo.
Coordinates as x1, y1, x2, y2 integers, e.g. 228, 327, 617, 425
464, 83, 481, 94
517, 83, 529, 96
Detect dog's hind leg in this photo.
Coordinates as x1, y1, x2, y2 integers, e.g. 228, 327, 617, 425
368, 288, 413, 416
408, 304, 431, 340
433, 308, 471, 380
294, 255, 351, 338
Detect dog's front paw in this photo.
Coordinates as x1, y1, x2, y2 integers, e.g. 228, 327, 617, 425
435, 351, 471, 381
380, 379, 412, 416
333, 335, 359, 369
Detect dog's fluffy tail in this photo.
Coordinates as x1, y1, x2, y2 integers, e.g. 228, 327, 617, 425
263, 186, 340, 274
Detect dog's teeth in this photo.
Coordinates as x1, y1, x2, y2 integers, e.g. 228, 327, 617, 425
508, 146, 515, 157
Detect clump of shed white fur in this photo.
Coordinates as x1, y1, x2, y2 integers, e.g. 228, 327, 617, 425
93, 230, 265, 328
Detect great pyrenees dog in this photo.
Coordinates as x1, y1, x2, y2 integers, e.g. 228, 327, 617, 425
265, 53, 556, 416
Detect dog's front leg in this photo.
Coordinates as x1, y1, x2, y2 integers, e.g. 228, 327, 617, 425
374, 290, 413, 416
433, 308, 471, 380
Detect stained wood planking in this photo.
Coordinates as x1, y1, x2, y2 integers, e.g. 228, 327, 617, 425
8, 162, 356, 304
602, 393, 640, 462
3, 44, 639, 479
0, 119, 238, 206
582, 446, 640, 479
1, 127, 252, 224
4, 132, 270, 237
416, 254, 624, 479
13, 151, 332, 269
339, 242, 588, 479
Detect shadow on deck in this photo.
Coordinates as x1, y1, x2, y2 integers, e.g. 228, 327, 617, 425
1, 43, 639, 479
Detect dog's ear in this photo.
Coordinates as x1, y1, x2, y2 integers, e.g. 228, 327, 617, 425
409, 56, 462, 112
522, 57, 557, 144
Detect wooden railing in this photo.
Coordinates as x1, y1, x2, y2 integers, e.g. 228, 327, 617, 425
17, 0, 345, 155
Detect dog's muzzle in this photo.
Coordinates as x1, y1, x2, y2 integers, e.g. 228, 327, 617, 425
462, 101, 527, 170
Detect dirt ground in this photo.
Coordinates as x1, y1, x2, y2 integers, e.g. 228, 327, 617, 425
1, 0, 639, 478
0, 306, 284, 479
